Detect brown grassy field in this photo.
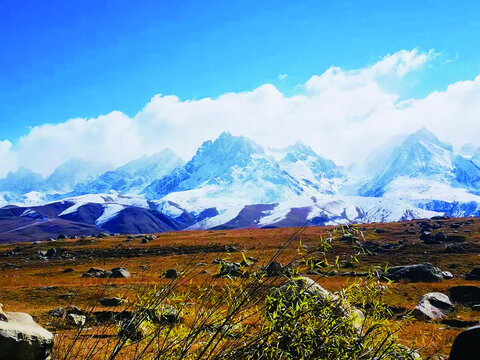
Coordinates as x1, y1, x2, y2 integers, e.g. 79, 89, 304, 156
1, 218, 480, 358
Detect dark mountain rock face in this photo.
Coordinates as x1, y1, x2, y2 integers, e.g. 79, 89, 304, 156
101, 208, 185, 234
0, 200, 190, 243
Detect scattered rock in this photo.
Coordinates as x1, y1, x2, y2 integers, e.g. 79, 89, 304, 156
118, 319, 149, 341
82, 267, 130, 278
340, 233, 358, 243
450, 286, 480, 305
62, 268, 74, 273
48, 307, 64, 318
219, 261, 242, 277
431, 215, 449, 220
92, 311, 133, 324
465, 267, 480, 280
66, 313, 86, 327
441, 319, 479, 328
0, 307, 54, 360
420, 231, 435, 243
240, 259, 251, 267
225, 245, 237, 252
384, 263, 445, 282
442, 271, 454, 280
444, 243, 470, 254
264, 262, 285, 277
434, 231, 447, 242
446, 234, 467, 242
158, 305, 181, 324
65, 305, 84, 316
449, 325, 480, 359
37, 286, 57, 291
111, 267, 131, 278
413, 292, 455, 320
58, 293, 74, 299
163, 268, 178, 279
82, 267, 109, 278
98, 297, 126, 307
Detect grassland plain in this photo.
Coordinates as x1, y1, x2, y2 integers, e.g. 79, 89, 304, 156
1, 218, 479, 358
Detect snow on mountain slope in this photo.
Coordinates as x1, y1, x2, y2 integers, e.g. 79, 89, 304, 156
73, 149, 184, 195
359, 128, 480, 197
5, 128, 480, 242
143, 133, 345, 205
95, 204, 125, 226
273, 142, 345, 194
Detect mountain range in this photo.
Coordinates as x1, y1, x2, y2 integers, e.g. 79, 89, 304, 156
2, 128, 480, 242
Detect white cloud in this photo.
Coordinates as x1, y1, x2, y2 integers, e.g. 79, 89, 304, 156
1, 48, 479, 177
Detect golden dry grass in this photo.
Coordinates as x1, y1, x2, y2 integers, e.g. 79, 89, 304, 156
1, 218, 479, 358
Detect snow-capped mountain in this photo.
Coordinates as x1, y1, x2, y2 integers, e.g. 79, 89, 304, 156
4, 129, 480, 242
359, 128, 480, 197
73, 149, 184, 195
143, 132, 344, 204
45, 158, 111, 193
0, 167, 45, 194
471, 149, 480, 168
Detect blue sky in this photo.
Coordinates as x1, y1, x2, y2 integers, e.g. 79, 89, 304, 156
1, 0, 480, 142
2, 1, 480, 177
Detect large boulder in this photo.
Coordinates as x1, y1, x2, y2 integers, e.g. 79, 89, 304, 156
450, 286, 480, 305
413, 292, 455, 320
384, 263, 445, 282
0, 306, 54, 360
449, 326, 480, 360
98, 298, 126, 307
82, 267, 130, 278
111, 267, 131, 278
465, 267, 480, 280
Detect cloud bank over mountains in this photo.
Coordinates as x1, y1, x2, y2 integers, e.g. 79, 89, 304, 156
3, 48, 480, 177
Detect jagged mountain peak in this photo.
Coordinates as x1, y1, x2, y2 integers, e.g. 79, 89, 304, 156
143, 133, 345, 202
46, 158, 112, 193
403, 127, 452, 152
5, 167, 42, 179
117, 149, 184, 177
0, 167, 45, 195
71, 149, 184, 196
196, 132, 263, 156
359, 128, 480, 197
